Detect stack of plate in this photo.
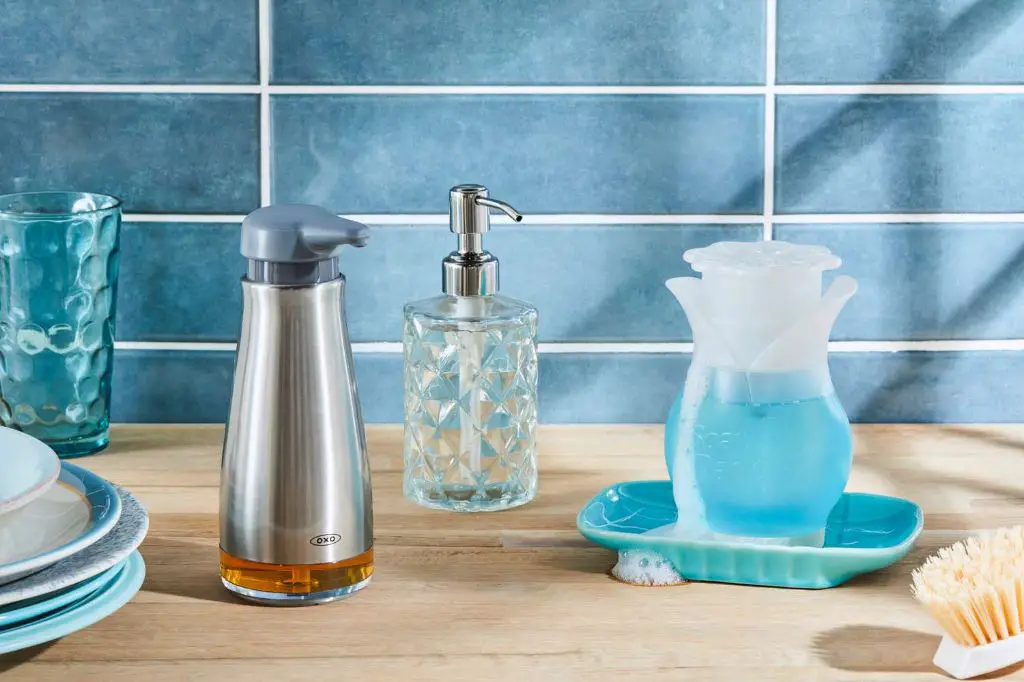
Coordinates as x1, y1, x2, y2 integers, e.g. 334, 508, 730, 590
0, 427, 148, 654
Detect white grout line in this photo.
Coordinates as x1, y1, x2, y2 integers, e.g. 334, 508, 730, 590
776, 213, 1024, 224
258, 0, 272, 206
7, 83, 1024, 96
775, 84, 1024, 96
114, 340, 1024, 354
119, 213, 766, 226
266, 85, 767, 96
0, 84, 261, 94
538, 343, 694, 354
124, 213, 246, 223
762, 0, 777, 242
120, 212, 1024, 226
351, 342, 404, 353
115, 342, 238, 352
830, 340, 1024, 352
343, 213, 764, 226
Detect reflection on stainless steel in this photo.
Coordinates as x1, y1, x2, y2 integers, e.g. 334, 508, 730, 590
220, 278, 372, 566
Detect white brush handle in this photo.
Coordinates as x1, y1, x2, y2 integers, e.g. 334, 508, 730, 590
934, 633, 1024, 679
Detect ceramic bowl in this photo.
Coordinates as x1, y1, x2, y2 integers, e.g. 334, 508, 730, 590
0, 427, 60, 516
0, 462, 121, 585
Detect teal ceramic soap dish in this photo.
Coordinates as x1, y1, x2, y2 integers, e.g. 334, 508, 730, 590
577, 481, 923, 589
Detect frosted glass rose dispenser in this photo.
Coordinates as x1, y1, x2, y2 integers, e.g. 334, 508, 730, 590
664, 241, 858, 545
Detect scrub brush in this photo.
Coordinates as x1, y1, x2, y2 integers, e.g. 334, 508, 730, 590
912, 526, 1024, 679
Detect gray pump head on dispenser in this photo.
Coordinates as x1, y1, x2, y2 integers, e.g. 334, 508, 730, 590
241, 204, 369, 285
223, 202, 375, 602
443, 185, 523, 296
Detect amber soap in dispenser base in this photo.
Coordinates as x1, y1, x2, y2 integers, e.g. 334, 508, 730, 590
219, 204, 375, 605
219, 548, 374, 605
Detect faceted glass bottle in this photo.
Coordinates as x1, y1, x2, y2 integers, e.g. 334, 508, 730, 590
403, 293, 538, 512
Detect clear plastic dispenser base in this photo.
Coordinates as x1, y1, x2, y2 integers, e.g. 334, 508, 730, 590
403, 185, 539, 513
219, 548, 374, 605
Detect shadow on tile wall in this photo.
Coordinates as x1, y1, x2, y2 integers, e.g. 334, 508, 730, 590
774, 0, 1024, 419
4, 0, 1024, 422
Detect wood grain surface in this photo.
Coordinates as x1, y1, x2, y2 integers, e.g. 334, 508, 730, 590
3, 424, 1024, 681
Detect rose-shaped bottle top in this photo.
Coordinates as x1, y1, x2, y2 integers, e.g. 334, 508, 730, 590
669, 240, 855, 373
684, 240, 841, 274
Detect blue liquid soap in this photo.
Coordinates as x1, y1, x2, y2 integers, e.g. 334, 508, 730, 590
666, 374, 852, 539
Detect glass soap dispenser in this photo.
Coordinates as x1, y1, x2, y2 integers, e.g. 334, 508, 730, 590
403, 184, 538, 512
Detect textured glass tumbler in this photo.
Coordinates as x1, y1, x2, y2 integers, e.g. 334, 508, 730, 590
0, 192, 121, 458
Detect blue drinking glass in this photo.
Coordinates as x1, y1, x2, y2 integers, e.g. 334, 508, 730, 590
0, 192, 121, 458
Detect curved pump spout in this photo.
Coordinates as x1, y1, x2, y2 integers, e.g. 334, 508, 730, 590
665, 277, 739, 367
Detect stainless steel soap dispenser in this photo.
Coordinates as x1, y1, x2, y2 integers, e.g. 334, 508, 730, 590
403, 185, 539, 512
220, 204, 374, 605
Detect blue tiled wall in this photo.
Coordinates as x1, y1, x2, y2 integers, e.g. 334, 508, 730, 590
3, 0, 1024, 423
271, 95, 764, 213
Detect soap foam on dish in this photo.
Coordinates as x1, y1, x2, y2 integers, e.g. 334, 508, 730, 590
612, 520, 823, 587
611, 549, 686, 586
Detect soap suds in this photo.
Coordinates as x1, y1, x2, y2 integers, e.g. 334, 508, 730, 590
611, 549, 687, 586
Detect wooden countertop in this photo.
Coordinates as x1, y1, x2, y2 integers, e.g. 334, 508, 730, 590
3, 424, 1024, 681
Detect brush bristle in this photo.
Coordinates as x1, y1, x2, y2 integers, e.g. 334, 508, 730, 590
912, 526, 1024, 647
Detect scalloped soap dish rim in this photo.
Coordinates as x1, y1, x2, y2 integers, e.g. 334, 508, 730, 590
577, 480, 924, 589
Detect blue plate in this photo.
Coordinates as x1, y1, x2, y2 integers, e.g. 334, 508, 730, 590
0, 550, 145, 654
0, 462, 122, 585
577, 481, 924, 589
0, 488, 147, 606
0, 561, 123, 629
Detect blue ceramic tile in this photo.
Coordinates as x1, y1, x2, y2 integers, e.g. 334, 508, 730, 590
111, 351, 235, 424
110, 351, 403, 424
0, 0, 257, 84
775, 95, 1024, 214
777, 0, 1024, 85
116, 223, 759, 343
271, 95, 764, 214
117, 223, 244, 342
345, 224, 761, 342
109, 350, 1024, 423
538, 354, 687, 423
349, 355, 405, 424
541, 352, 1024, 423
272, 0, 764, 86
832, 352, 1024, 423
0, 94, 260, 214
776, 223, 1024, 341
110, 350, 686, 424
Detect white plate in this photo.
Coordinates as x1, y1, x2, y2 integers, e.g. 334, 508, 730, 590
0, 462, 121, 585
0, 487, 147, 605
0, 427, 60, 515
